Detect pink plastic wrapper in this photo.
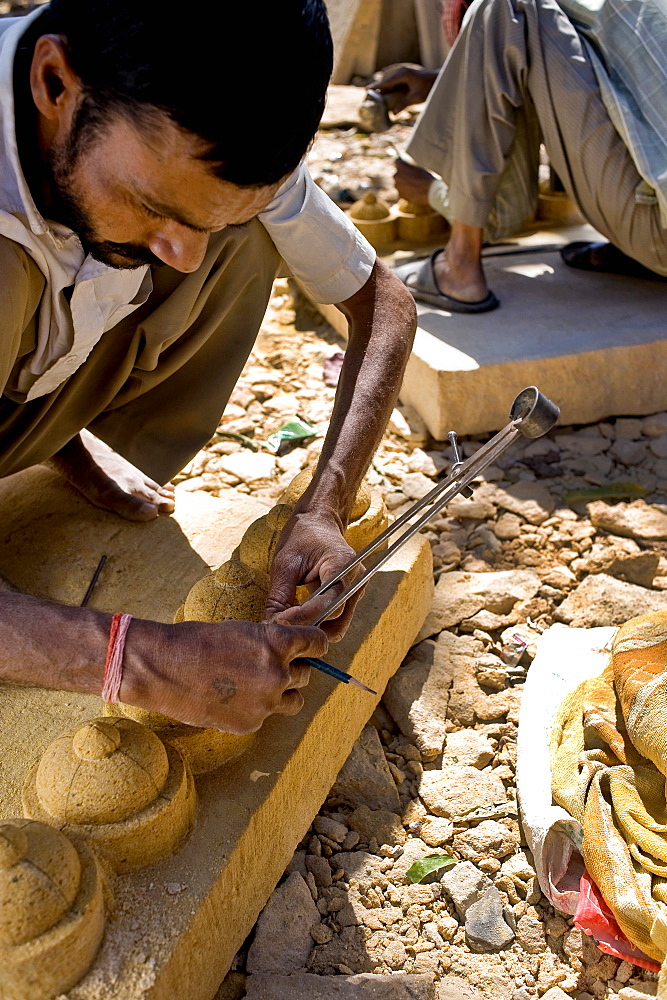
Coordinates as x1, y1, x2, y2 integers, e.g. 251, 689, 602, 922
574, 871, 660, 972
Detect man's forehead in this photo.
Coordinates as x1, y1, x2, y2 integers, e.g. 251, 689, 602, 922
91, 116, 281, 227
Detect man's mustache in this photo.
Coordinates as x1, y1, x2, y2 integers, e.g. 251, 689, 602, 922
86, 240, 166, 270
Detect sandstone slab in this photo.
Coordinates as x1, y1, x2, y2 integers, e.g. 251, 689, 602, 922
311, 238, 667, 436
384, 635, 455, 757
0, 469, 433, 1000
245, 972, 436, 1000
0, 466, 270, 622
420, 766, 507, 820
417, 569, 541, 641
555, 573, 667, 627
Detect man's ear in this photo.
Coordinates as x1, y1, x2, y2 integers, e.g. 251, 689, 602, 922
30, 34, 82, 128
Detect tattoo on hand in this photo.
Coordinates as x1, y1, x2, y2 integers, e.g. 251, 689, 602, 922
212, 677, 237, 704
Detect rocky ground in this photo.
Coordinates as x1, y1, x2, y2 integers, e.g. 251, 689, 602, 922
2, 9, 663, 989
181, 283, 667, 1000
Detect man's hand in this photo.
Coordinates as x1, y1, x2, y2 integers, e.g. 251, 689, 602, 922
0, 590, 327, 735
375, 64, 439, 112
264, 510, 364, 641
123, 618, 329, 734
395, 158, 437, 206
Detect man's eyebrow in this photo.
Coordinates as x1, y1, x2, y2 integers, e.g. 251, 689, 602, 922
138, 194, 213, 233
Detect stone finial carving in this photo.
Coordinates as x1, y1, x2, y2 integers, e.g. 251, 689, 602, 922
349, 190, 392, 221
0, 818, 105, 1000
395, 197, 448, 242
106, 558, 267, 775
183, 559, 269, 623
22, 718, 196, 872
238, 503, 294, 575
347, 191, 397, 249
280, 468, 372, 523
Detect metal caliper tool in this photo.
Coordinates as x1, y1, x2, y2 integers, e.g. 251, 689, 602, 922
300, 386, 560, 692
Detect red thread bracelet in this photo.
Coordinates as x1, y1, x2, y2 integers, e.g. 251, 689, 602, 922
101, 613, 133, 703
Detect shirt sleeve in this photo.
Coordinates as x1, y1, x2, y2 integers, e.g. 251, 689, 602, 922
258, 163, 376, 304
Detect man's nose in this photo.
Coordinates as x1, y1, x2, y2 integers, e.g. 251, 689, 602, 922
147, 228, 209, 273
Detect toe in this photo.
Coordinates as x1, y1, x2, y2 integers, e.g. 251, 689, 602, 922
96, 483, 159, 521
131, 487, 174, 516
156, 495, 176, 514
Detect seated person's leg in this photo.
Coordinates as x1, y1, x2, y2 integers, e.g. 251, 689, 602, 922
396, 0, 544, 310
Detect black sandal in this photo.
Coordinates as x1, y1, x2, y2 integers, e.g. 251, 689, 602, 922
560, 241, 666, 280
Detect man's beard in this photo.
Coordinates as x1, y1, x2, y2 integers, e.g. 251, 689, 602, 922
47, 128, 164, 271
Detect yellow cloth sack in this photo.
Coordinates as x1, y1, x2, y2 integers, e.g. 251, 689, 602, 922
550, 611, 667, 967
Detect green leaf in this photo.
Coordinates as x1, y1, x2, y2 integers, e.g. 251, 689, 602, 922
563, 482, 647, 505
406, 853, 456, 884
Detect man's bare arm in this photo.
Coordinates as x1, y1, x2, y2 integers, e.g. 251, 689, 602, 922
301, 259, 416, 524
265, 259, 417, 631
0, 589, 328, 732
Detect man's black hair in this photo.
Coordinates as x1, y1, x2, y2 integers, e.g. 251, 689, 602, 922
34, 0, 333, 187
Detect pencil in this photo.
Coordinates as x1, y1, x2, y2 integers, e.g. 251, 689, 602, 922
302, 657, 376, 695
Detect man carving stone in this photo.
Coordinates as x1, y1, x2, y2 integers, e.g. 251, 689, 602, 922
0, 1, 416, 733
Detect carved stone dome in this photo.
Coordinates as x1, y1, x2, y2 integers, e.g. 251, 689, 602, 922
0, 819, 80, 946
349, 190, 391, 221
24, 717, 196, 873
238, 503, 294, 574
0, 819, 106, 999
183, 559, 269, 623
279, 468, 372, 522
34, 718, 169, 824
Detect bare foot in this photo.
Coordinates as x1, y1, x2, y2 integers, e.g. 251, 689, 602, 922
47, 430, 176, 522
431, 246, 489, 303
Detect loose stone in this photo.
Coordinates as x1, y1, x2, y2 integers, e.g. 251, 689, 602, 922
464, 886, 516, 952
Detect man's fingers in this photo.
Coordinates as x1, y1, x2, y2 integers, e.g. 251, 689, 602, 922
264, 560, 300, 621
317, 588, 365, 642
276, 689, 305, 716
275, 623, 329, 661
287, 659, 312, 689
